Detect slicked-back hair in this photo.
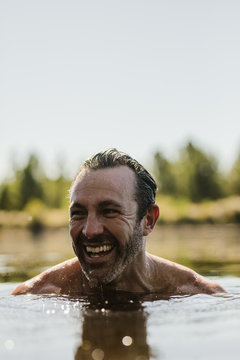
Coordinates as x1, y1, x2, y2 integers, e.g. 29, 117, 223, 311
70, 148, 157, 221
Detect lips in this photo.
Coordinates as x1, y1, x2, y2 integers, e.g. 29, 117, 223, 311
74, 233, 117, 265
85, 244, 113, 257
82, 242, 115, 263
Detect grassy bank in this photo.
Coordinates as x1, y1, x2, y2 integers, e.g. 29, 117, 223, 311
0, 208, 69, 231
0, 196, 240, 229
157, 195, 240, 224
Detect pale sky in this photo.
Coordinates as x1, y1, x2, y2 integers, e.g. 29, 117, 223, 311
1, 0, 240, 180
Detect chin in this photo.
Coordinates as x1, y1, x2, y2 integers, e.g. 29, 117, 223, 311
87, 273, 114, 288
85, 275, 110, 289
80, 247, 138, 288
84, 267, 122, 288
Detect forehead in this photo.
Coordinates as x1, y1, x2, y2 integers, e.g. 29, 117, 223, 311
71, 166, 137, 204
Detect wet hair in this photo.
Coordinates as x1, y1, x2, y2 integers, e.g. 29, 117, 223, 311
70, 148, 157, 221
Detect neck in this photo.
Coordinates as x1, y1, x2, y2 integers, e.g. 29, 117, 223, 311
113, 251, 152, 293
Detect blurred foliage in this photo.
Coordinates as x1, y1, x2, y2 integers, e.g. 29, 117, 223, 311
156, 195, 240, 224
228, 154, 240, 195
0, 154, 71, 212
1, 142, 240, 216
154, 141, 230, 202
154, 152, 177, 196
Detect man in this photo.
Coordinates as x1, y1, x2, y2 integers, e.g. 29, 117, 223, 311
12, 149, 225, 296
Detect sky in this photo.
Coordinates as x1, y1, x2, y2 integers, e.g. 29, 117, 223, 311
1, 0, 240, 180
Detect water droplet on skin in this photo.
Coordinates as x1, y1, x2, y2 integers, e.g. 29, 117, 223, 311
122, 336, 133, 346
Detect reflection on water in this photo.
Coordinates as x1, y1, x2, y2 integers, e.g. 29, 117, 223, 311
74, 292, 172, 360
75, 307, 149, 360
0, 224, 240, 281
1, 278, 240, 360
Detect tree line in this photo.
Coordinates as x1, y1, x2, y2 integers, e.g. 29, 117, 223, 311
0, 155, 70, 211
0, 141, 240, 211
154, 142, 240, 201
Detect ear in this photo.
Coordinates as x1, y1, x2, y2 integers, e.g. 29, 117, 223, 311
142, 204, 160, 236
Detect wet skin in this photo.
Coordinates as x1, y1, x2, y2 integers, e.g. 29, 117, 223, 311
11, 167, 226, 296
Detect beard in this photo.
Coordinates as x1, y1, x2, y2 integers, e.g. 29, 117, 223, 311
72, 222, 144, 288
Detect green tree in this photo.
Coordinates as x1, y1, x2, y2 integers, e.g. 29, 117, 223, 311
0, 184, 12, 210
154, 151, 177, 195
228, 154, 240, 195
18, 154, 44, 209
43, 175, 70, 209
177, 142, 223, 201
0, 178, 22, 210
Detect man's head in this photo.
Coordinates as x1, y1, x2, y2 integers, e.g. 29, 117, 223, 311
70, 148, 157, 221
69, 149, 159, 288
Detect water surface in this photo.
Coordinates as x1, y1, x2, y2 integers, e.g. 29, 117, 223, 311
1, 277, 240, 360
1, 224, 240, 359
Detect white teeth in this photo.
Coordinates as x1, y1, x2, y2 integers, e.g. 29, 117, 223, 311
86, 245, 112, 254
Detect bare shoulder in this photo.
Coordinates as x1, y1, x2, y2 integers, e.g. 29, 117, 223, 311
11, 258, 82, 296
147, 253, 226, 295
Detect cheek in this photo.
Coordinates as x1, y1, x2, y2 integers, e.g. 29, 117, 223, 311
107, 219, 135, 239
69, 221, 81, 239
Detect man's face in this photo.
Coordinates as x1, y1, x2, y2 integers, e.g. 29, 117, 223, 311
69, 166, 145, 287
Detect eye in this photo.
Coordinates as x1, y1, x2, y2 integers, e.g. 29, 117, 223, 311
102, 208, 120, 218
70, 210, 87, 219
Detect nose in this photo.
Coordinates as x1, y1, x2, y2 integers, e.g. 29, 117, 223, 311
82, 213, 104, 239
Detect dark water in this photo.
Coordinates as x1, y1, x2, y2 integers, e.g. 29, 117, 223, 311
0, 278, 240, 360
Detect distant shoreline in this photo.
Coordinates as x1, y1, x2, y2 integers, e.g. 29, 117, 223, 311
1, 195, 240, 230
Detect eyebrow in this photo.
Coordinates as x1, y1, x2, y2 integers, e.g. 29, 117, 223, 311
98, 200, 122, 209
69, 202, 86, 212
70, 200, 122, 211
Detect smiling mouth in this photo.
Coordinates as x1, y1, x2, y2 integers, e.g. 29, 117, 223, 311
85, 244, 114, 258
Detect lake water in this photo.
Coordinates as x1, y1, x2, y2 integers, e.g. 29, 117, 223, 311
1, 225, 240, 359
1, 224, 240, 280
1, 278, 240, 360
